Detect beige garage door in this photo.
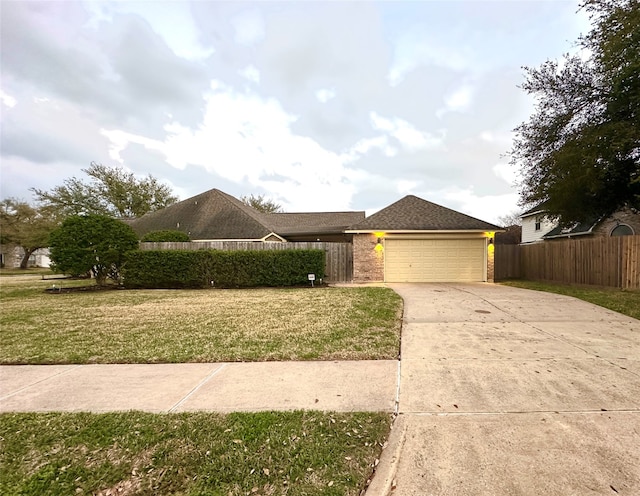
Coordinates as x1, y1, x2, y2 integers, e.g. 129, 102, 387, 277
385, 238, 485, 282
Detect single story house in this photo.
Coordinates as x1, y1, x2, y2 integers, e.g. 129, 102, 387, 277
346, 195, 500, 283
127, 188, 364, 243
0, 246, 51, 269
521, 202, 640, 243
128, 189, 501, 283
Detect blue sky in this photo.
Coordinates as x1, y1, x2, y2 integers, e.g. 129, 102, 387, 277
0, 0, 590, 223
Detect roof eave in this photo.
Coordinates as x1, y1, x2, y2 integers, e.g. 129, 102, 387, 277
345, 229, 505, 234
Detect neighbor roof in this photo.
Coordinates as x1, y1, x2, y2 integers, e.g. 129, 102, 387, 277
128, 189, 365, 240
520, 200, 550, 218
347, 195, 501, 232
543, 218, 599, 239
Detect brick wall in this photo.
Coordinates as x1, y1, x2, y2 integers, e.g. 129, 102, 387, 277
353, 234, 384, 282
487, 243, 495, 282
592, 208, 640, 237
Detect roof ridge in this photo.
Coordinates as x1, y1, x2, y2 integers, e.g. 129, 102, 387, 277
349, 194, 501, 231
212, 189, 275, 231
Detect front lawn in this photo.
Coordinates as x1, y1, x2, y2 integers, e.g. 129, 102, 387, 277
0, 410, 391, 496
0, 275, 403, 364
500, 280, 640, 320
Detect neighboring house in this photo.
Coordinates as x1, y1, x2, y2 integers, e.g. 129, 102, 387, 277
520, 203, 640, 243
129, 189, 502, 283
520, 202, 556, 243
0, 246, 50, 268
128, 188, 365, 243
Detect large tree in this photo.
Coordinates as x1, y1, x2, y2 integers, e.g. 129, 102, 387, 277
0, 199, 59, 269
240, 194, 283, 213
48, 215, 139, 285
32, 163, 178, 218
510, 0, 639, 224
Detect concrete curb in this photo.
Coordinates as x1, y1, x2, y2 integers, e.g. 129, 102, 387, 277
365, 414, 407, 496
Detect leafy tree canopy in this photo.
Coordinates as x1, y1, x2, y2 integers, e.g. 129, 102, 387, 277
140, 230, 191, 242
0, 199, 59, 269
32, 163, 178, 219
240, 194, 283, 213
48, 215, 139, 285
510, 0, 640, 224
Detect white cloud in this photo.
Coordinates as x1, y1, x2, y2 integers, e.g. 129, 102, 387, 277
1, 90, 17, 108
239, 65, 260, 84
370, 112, 444, 152
315, 88, 336, 103
444, 85, 473, 112
397, 179, 420, 195
434, 186, 519, 224
492, 162, 518, 186
101, 81, 359, 210
85, 1, 214, 60
388, 31, 470, 86
231, 9, 265, 46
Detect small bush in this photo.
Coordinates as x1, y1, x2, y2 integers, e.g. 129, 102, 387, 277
123, 249, 325, 289
140, 230, 190, 242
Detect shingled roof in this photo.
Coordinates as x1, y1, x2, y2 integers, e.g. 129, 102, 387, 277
128, 189, 273, 240
347, 195, 500, 232
128, 189, 365, 240
268, 212, 365, 235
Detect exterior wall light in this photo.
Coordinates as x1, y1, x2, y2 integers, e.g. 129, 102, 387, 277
374, 236, 384, 252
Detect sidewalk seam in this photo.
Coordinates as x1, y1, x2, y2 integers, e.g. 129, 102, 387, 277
168, 363, 228, 412
0, 364, 82, 402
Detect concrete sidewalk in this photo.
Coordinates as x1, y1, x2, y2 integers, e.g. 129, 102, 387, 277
0, 360, 399, 413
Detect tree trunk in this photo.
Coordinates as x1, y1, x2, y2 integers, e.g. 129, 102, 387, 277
19, 248, 36, 269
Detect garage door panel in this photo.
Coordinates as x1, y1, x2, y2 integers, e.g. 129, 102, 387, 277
385, 238, 485, 282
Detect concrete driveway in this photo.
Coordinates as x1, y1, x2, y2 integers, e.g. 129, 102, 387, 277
376, 283, 640, 496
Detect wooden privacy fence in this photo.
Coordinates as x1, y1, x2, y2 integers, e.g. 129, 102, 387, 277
140, 241, 353, 283
495, 235, 640, 289
494, 244, 521, 281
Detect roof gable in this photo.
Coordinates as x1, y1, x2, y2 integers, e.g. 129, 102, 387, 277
348, 195, 500, 231
128, 188, 273, 240
129, 189, 366, 240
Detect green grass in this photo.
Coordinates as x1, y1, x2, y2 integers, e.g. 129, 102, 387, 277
500, 280, 640, 320
0, 267, 54, 276
0, 274, 403, 364
0, 410, 391, 496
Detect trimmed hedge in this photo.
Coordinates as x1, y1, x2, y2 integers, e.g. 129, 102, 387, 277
122, 249, 325, 289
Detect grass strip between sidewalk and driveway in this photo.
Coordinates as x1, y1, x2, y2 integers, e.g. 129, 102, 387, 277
0, 274, 403, 364
500, 280, 640, 320
0, 410, 392, 496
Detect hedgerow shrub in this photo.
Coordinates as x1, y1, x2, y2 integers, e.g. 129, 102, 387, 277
123, 249, 325, 289
140, 230, 190, 242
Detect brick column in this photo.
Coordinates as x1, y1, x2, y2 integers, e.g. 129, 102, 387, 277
353, 234, 384, 282
487, 242, 495, 283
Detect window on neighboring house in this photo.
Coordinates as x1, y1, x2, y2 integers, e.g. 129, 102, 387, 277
610, 224, 634, 236
535, 215, 543, 231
